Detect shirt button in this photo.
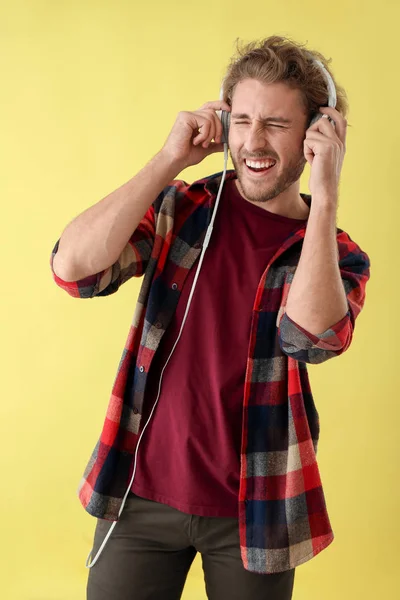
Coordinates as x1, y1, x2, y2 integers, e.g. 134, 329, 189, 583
172, 283, 178, 290
133, 407, 139, 414
155, 321, 162, 329
194, 242, 201, 249
139, 366, 144, 373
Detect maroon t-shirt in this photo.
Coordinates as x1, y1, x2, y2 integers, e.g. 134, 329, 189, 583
131, 177, 308, 516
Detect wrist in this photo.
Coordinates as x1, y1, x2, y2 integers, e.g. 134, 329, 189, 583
156, 148, 186, 177
311, 189, 338, 208
307, 199, 338, 241
310, 195, 338, 219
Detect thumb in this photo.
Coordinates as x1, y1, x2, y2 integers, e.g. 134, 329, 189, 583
204, 142, 225, 156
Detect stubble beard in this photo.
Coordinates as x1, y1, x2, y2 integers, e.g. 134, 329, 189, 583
230, 151, 307, 204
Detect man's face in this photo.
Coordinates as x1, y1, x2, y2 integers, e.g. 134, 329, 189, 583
228, 79, 309, 203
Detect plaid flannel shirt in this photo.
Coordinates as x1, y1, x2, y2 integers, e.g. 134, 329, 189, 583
50, 169, 370, 574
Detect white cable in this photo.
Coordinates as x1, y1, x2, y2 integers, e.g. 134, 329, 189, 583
86, 142, 229, 569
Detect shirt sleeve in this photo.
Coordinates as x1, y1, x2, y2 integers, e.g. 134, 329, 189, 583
278, 231, 371, 364
49, 203, 156, 299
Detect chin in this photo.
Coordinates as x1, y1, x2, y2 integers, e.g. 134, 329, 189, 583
236, 169, 280, 203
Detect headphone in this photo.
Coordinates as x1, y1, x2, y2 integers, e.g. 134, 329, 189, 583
85, 57, 338, 571
218, 58, 337, 144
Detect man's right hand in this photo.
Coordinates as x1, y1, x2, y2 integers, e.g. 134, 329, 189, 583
161, 101, 231, 171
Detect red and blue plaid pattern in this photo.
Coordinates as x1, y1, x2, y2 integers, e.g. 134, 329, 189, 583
50, 170, 370, 574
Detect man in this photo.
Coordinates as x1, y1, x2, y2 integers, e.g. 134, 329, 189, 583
51, 36, 370, 600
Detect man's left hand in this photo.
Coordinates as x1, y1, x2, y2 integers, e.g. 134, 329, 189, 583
304, 106, 347, 202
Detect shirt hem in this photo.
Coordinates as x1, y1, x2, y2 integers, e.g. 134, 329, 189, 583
131, 483, 239, 518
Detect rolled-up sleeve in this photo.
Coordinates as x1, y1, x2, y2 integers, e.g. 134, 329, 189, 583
278, 232, 371, 364
278, 310, 353, 364
50, 203, 155, 299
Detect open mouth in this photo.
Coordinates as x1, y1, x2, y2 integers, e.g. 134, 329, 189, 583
243, 158, 277, 176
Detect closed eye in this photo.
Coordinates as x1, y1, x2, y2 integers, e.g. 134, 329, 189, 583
234, 121, 285, 129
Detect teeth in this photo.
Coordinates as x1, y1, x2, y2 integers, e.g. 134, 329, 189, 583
245, 159, 276, 169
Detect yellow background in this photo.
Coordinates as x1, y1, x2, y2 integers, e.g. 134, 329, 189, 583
1, 1, 398, 598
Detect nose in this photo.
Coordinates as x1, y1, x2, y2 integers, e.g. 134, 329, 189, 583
244, 121, 268, 154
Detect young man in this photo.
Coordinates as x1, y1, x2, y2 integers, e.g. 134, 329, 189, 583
50, 36, 370, 600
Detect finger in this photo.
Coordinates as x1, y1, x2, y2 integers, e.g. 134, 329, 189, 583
204, 141, 225, 155
192, 120, 211, 145
318, 107, 347, 145
196, 113, 219, 147
200, 100, 231, 112
305, 130, 343, 152
198, 104, 229, 144
322, 115, 340, 139
207, 111, 222, 144
309, 114, 337, 139
196, 109, 223, 144
307, 122, 344, 152
304, 144, 314, 165
305, 130, 335, 142
202, 116, 217, 147
303, 134, 343, 165
322, 114, 336, 131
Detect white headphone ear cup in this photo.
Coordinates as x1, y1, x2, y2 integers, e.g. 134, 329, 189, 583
221, 111, 231, 145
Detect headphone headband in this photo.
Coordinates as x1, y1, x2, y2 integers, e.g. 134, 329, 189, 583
219, 58, 336, 106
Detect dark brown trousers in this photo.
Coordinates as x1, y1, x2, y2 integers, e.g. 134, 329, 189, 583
87, 492, 295, 600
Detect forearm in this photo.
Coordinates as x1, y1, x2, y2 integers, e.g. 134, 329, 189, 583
53, 150, 183, 282
285, 197, 348, 335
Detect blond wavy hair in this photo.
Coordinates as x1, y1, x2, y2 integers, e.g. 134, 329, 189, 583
221, 35, 349, 124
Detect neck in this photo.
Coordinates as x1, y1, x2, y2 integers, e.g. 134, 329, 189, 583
234, 178, 310, 220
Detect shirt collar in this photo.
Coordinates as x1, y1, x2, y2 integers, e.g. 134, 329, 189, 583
189, 169, 312, 213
